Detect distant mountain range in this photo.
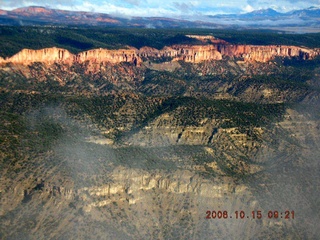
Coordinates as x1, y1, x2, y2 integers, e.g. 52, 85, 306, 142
0, 6, 221, 28
0, 6, 319, 31
212, 7, 320, 19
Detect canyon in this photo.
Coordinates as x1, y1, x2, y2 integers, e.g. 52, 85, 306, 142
1, 30, 320, 239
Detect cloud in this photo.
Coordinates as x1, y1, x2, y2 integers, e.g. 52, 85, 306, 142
246, 0, 320, 12
243, 4, 254, 12
286, 0, 320, 2
173, 2, 192, 12
123, 0, 141, 6
1, 0, 319, 16
0, 0, 80, 9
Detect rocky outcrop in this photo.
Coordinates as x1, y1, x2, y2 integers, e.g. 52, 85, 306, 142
186, 34, 229, 44
138, 46, 179, 59
77, 167, 241, 212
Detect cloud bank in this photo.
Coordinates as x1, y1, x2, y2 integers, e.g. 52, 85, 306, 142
0, 0, 319, 17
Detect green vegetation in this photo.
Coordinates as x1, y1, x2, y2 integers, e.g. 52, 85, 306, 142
0, 27, 202, 58
1, 26, 320, 58
283, 55, 320, 71
209, 29, 320, 48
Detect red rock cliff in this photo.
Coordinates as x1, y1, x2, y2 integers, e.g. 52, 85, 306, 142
0, 45, 222, 65
215, 44, 318, 62
170, 45, 222, 62
3, 47, 74, 64
137, 45, 222, 62
138, 46, 179, 59
75, 48, 140, 65
0, 43, 318, 65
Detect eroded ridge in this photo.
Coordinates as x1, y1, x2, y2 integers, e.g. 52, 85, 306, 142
1, 38, 319, 65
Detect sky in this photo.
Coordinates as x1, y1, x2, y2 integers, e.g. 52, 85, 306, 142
0, 0, 319, 17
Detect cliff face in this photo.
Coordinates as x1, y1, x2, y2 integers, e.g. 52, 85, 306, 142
0, 42, 319, 66
216, 44, 318, 62
0, 47, 140, 65
0, 45, 222, 65
171, 45, 222, 62
138, 46, 179, 60
138, 45, 222, 62
75, 48, 140, 65
5, 47, 74, 65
